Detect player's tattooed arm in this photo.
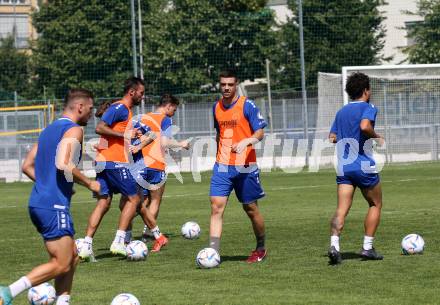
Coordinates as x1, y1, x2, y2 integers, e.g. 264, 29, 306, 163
129, 131, 157, 154
232, 128, 264, 154
22, 143, 38, 182
161, 136, 191, 150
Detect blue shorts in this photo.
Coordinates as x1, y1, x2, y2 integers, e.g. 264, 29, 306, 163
136, 168, 166, 196
96, 168, 138, 197
336, 171, 380, 189
29, 207, 75, 241
210, 163, 265, 204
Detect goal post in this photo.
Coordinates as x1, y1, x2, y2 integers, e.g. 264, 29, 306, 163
0, 104, 55, 137
342, 63, 440, 104
317, 63, 440, 164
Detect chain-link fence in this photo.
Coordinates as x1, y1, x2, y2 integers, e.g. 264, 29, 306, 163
320, 65, 440, 164
1, 1, 439, 181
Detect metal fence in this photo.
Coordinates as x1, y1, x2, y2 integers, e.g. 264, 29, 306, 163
0, 91, 321, 182
2, 81, 440, 182
1, 1, 439, 181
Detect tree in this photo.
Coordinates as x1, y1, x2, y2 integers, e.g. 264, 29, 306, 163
273, 0, 387, 90
30, 0, 276, 97
31, 0, 151, 98
403, 0, 440, 64
142, 0, 277, 94
0, 35, 30, 99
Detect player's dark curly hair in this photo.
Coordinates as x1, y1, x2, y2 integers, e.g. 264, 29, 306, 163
345, 72, 370, 100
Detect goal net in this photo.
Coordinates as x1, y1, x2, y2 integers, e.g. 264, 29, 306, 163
318, 64, 440, 164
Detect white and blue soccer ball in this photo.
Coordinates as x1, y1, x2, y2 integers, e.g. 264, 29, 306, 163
181, 221, 201, 240
126, 240, 148, 261
74, 238, 86, 254
27, 282, 56, 305
401, 233, 425, 255
75, 238, 93, 261
196, 247, 220, 269
75, 238, 92, 257
111, 293, 140, 305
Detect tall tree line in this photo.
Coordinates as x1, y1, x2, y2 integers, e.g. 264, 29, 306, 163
0, 0, 394, 99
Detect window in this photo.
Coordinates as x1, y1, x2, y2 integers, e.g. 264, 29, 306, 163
0, 0, 27, 5
405, 21, 422, 47
0, 14, 29, 48
267, 0, 288, 5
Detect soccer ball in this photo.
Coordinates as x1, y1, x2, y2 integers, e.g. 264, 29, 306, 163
75, 238, 93, 261
110, 293, 140, 305
27, 283, 56, 305
126, 240, 148, 261
196, 248, 220, 269
75, 238, 86, 254
181, 221, 201, 240
401, 233, 425, 255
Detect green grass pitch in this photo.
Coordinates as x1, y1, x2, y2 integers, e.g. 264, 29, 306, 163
1, 162, 440, 305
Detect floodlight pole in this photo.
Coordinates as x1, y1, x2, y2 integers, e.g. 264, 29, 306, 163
298, 0, 309, 166
265, 59, 274, 135
130, 0, 138, 77
13, 2, 17, 48
138, 0, 144, 80
137, 0, 145, 114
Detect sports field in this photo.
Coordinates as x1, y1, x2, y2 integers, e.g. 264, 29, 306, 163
1, 162, 440, 305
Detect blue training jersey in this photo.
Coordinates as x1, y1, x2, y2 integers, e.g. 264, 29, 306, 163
29, 117, 80, 211
330, 101, 378, 173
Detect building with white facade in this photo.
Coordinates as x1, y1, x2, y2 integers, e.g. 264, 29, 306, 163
379, 0, 423, 64
266, 0, 424, 64
0, 0, 40, 49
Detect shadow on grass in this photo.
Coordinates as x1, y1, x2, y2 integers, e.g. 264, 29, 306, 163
323, 251, 362, 259
326, 251, 363, 266
132, 232, 177, 241
94, 251, 126, 261
221, 255, 248, 262
341, 252, 362, 260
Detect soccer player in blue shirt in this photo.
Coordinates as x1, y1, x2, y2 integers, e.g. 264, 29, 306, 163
0, 89, 100, 305
327, 72, 384, 265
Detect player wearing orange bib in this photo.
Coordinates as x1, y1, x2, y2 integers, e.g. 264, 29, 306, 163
208, 70, 267, 263
79, 77, 164, 258
130, 94, 190, 252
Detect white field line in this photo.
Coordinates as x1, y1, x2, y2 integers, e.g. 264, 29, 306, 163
2, 176, 439, 207
68, 176, 440, 204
